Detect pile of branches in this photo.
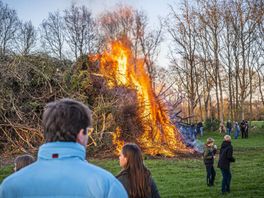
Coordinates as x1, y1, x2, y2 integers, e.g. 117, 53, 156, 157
0, 55, 145, 158
81, 58, 144, 157
0, 54, 70, 155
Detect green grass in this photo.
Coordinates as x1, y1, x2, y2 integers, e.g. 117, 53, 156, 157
1, 128, 264, 197
250, 121, 264, 128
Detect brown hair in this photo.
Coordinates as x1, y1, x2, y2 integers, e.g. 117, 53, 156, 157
42, 98, 92, 142
15, 154, 35, 171
206, 137, 214, 145
119, 143, 151, 198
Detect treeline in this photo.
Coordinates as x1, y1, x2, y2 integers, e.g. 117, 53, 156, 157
165, 0, 264, 122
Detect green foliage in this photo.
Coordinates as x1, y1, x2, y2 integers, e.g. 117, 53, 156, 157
204, 118, 220, 131
0, 165, 13, 182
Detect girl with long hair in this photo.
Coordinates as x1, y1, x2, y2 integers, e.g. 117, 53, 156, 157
116, 143, 160, 198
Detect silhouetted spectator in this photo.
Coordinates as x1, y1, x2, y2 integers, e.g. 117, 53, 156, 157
218, 135, 235, 194
234, 122, 240, 139
226, 120, 232, 135
240, 120, 246, 138
245, 120, 249, 138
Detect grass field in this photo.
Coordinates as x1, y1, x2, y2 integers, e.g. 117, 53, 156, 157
250, 121, 264, 128
1, 128, 264, 197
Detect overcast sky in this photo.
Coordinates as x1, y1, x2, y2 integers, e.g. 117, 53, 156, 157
3, 0, 183, 67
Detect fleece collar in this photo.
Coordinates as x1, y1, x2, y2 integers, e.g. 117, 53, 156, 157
38, 142, 86, 160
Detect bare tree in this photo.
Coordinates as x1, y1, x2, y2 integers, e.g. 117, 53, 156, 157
0, 1, 19, 56
99, 6, 134, 40
197, 0, 224, 121
228, 0, 263, 120
15, 21, 37, 55
40, 11, 65, 60
64, 4, 97, 60
196, 11, 216, 120
166, 0, 201, 123
135, 11, 163, 82
220, 3, 235, 121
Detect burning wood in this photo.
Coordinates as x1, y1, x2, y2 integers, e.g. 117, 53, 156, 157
94, 37, 191, 156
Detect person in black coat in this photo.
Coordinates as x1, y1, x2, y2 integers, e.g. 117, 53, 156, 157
245, 120, 249, 138
240, 120, 246, 138
218, 135, 235, 194
116, 143, 160, 198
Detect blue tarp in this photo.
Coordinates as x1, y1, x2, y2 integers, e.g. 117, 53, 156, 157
175, 122, 204, 153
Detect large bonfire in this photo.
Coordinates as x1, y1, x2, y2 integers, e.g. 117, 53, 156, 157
95, 37, 190, 156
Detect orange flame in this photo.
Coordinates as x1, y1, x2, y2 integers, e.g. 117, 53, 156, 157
99, 38, 190, 156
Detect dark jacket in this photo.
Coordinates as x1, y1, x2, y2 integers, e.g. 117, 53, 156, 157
226, 121, 232, 129
197, 122, 203, 128
218, 141, 235, 170
203, 145, 217, 166
116, 170, 160, 198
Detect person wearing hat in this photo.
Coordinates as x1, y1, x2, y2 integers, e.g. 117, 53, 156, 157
218, 135, 235, 194
203, 137, 217, 186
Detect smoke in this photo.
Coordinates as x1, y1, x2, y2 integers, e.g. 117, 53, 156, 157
175, 122, 204, 153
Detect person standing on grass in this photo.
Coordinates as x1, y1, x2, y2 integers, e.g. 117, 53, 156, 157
245, 120, 249, 138
0, 98, 127, 198
234, 122, 240, 139
218, 135, 235, 194
203, 138, 217, 187
240, 120, 246, 138
197, 121, 204, 137
219, 121, 226, 134
226, 120, 232, 135
116, 143, 160, 198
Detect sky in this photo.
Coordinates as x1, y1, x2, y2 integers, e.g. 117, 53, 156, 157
3, 0, 182, 67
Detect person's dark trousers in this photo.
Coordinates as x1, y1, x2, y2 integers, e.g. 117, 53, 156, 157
220, 168, 232, 193
227, 128, 231, 135
245, 129, 248, 138
241, 129, 245, 138
206, 165, 216, 186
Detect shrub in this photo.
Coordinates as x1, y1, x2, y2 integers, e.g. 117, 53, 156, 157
204, 118, 220, 131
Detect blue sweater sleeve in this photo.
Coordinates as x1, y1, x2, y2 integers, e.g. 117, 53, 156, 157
107, 180, 128, 198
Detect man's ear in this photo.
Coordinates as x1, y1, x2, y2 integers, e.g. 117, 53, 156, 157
76, 129, 84, 144
77, 128, 89, 147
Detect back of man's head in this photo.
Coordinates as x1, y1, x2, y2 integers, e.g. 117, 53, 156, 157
42, 98, 92, 142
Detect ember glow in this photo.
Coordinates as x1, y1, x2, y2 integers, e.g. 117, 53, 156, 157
99, 38, 190, 156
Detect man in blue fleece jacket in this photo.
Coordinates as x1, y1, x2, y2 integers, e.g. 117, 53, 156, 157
0, 98, 127, 198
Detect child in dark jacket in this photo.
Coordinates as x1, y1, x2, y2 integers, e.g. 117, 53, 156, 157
203, 138, 217, 186
218, 135, 235, 194
14, 154, 35, 172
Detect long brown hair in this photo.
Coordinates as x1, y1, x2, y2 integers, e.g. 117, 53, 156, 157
120, 143, 151, 198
